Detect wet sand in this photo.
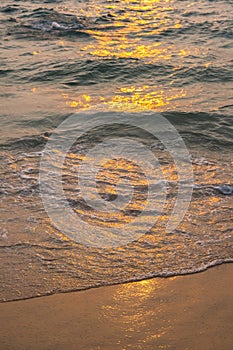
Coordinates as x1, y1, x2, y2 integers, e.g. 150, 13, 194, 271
0, 263, 232, 350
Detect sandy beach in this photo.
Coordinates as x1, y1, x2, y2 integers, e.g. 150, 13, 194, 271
0, 263, 232, 350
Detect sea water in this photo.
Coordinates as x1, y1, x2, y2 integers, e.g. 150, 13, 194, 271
0, 0, 232, 301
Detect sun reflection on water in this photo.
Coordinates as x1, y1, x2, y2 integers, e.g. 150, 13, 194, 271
63, 86, 186, 112
100, 277, 177, 347
52, 0, 197, 112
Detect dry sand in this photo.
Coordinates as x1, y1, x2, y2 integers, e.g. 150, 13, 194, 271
0, 263, 232, 350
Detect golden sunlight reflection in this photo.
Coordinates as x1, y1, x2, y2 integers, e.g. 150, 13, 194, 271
69, 157, 149, 227
62, 86, 186, 112
100, 277, 177, 346
116, 279, 157, 301
57, 0, 208, 113
81, 0, 180, 63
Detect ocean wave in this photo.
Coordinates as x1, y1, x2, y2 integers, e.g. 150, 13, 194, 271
1, 112, 232, 151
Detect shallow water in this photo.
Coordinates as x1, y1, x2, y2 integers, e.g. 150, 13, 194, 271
0, 0, 232, 301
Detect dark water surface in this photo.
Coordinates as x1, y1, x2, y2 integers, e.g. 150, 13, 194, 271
0, 0, 233, 301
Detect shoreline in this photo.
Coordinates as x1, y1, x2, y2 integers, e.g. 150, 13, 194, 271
1, 260, 233, 304
1, 263, 233, 349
